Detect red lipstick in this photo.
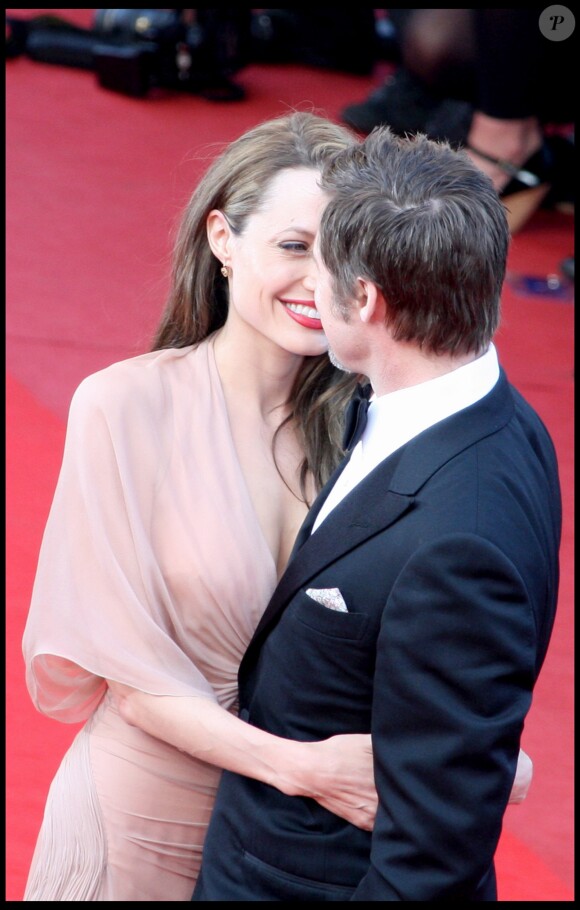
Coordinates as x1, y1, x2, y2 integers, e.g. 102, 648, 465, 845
280, 300, 323, 330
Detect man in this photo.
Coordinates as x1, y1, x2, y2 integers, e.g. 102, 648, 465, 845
192, 128, 562, 901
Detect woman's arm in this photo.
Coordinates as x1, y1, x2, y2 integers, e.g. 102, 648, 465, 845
109, 681, 377, 830
110, 681, 531, 825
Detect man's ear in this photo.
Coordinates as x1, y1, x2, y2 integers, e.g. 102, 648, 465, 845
356, 278, 384, 324
206, 210, 232, 263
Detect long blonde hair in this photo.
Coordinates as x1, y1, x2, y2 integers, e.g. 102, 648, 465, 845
152, 112, 363, 500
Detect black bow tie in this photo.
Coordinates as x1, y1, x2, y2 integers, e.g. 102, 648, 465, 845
341, 382, 372, 452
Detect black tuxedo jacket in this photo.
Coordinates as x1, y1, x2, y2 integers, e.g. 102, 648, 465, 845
193, 370, 561, 902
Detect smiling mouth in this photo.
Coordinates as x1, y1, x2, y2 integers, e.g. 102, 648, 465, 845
282, 301, 323, 329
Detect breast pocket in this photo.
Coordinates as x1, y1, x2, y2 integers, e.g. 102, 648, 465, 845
294, 594, 369, 641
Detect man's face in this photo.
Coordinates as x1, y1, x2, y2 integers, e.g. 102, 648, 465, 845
310, 236, 359, 374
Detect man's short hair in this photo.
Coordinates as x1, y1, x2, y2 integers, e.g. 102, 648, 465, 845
319, 128, 510, 356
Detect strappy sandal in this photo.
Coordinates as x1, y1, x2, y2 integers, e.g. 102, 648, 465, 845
466, 143, 553, 233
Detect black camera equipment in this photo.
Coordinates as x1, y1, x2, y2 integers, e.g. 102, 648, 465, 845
6, 10, 251, 100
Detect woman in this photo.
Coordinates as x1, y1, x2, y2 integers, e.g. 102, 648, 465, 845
22, 112, 376, 902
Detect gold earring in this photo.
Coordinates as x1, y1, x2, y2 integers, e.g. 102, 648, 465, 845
220, 265, 229, 278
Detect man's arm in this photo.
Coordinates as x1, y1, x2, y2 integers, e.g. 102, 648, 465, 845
353, 533, 536, 900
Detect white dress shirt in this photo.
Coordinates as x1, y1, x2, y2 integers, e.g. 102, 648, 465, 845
312, 344, 500, 532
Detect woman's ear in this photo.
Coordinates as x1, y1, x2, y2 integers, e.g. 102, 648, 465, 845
206, 210, 232, 263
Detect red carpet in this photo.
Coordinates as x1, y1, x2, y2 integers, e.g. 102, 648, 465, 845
6, 9, 574, 901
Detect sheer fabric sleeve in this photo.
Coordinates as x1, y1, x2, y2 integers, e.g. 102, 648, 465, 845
22, 359, 218, 723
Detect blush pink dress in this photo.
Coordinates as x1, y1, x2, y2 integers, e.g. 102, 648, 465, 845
22, 336, 278, 901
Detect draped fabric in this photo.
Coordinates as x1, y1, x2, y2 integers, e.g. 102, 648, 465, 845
22, 336, 278, 899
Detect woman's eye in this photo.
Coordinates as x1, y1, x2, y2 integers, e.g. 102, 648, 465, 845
279, 241, 309, 253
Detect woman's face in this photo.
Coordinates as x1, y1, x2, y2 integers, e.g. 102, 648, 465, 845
221, 167, 330, 358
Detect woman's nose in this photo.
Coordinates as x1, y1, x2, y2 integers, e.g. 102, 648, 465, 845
303, 270, 316, 293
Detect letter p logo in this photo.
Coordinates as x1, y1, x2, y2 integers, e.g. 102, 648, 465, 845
539, 6, 575, 40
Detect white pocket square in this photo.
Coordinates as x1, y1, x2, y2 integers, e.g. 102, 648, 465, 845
306, 587, 348, 612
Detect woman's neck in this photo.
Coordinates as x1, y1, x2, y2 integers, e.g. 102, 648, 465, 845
212, 325, 303, 421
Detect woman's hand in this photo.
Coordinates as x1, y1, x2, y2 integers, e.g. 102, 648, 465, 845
293, 738, 531, 829
509, 748, 533, 805
291, 733, 376, 831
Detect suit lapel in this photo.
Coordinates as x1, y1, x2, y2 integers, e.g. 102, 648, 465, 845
291, 454, 352, 554
242, 447, 410, 671
277, 462, 411, 606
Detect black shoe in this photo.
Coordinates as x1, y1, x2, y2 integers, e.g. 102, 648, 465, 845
341, 69, 439, 136
424, 98, 474, 148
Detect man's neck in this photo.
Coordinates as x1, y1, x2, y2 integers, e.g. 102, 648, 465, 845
368, 343, 481, 397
